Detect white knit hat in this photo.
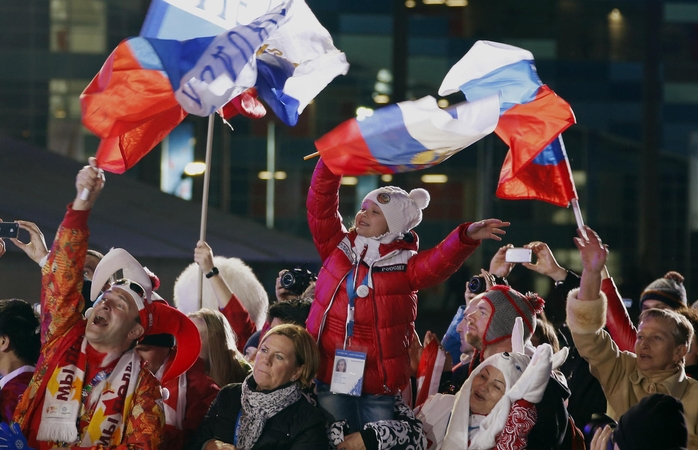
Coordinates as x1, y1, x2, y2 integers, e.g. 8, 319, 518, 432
362, 186, 430, 235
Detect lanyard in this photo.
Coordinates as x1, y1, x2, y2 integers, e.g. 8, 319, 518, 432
234, 409, 243, 446
345, 267, 369, 341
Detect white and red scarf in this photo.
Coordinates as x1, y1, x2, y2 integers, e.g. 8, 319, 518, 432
37, 338, 141, 446
156, 357, 187, 430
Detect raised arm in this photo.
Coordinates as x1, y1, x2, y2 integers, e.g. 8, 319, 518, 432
573, 226, 608, 301
41, 158, 104, 343
194, 240, 256, 350
407, 219, 509, 292
306, 158, 346, 261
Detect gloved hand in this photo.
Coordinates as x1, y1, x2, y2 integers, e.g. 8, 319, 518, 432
0, 422, 34, 450
506, 343, 553, 404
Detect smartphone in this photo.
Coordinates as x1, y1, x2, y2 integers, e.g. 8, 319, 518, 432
505, 247, 532, 263
0, 222, 19, 239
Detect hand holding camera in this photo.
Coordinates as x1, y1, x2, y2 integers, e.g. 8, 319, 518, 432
276, 266, 317, 301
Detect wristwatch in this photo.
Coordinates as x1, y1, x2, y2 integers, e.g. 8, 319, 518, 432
205, 267, 219, 278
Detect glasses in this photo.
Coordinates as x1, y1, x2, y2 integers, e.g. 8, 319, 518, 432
113, 279, 146, 299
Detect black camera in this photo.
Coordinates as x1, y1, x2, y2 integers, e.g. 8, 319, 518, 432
467, 275, 487, 295
280, 266, 318, 296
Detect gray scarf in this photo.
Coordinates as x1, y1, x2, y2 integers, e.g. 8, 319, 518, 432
237, 374, 302, 450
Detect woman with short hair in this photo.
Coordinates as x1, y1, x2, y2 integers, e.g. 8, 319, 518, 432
187, 324, 327, 450
567, 226, 698, 448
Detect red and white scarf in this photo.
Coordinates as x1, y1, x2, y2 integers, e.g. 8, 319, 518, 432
156, 358, 187, 430
37, 338, 141, 446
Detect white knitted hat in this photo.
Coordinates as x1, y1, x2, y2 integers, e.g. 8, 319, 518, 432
362, 186, 430, 235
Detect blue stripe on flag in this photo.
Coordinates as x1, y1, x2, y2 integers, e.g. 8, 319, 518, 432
140, 0, 226, 39
532, 135, 565, 166
358, 104, 428, 164
145, 36, 216, 91
256, 57, 301, 126
127, 38, 165, 71
459, 59, 542, 114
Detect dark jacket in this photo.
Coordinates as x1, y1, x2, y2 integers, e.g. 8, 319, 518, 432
186, 383, 328, 450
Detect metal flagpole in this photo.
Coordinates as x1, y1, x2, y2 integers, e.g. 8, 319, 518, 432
198, 114, 215, 309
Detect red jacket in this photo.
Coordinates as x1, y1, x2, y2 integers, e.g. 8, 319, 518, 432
306, 159, 480, 395
602, 277, 637, 352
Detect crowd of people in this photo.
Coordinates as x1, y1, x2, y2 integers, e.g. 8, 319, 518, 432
0, 156, 694, 450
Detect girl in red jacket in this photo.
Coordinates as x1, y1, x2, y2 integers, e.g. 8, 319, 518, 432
306, 158, 509, 435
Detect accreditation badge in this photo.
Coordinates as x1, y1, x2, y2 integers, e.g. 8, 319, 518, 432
329, 349, 367, 396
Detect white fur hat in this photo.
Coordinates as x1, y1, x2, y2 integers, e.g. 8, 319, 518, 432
173, 256, 269, 330
362, 186, 430, 235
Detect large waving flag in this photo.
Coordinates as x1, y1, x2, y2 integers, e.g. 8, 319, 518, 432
141, 0, 348, 126
439, 40, 578, 207
81, 0, 348, 174
315, 95, 500, 176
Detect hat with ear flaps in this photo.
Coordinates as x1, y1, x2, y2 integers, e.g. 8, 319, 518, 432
88, 248, 201, 385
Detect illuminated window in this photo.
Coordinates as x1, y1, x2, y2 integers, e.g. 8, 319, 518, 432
50, 0, 106, 54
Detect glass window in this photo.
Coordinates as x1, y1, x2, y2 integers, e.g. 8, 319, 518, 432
50, 0, 106, 54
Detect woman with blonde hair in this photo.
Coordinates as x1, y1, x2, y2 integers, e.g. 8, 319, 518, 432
187, 324, 327, 450
188, 308, 250, 388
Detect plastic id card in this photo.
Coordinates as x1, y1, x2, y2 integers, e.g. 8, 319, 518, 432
330, 349, 366, 396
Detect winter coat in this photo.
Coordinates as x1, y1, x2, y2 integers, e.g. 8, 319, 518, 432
306, 158, 480, 395
185, 383, 328, 450
567, 288, 698, 449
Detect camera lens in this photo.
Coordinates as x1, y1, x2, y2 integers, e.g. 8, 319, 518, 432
467, 275, 486, 295
280, 272, 296, 289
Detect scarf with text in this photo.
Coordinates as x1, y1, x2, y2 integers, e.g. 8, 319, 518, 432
37, 338, 141, 446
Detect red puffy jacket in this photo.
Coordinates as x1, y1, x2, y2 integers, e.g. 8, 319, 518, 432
306, 159, 481, 395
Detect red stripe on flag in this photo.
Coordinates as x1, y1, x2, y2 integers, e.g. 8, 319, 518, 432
496, 150, 577, 207
314, 119, 389, 176
494, 85, 575, 174
80, 42, 186, 174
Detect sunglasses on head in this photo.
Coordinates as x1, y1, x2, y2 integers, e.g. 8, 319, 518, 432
113, 279, 146, 299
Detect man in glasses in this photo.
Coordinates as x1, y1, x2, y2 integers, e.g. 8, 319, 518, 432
3, 158, 199, 450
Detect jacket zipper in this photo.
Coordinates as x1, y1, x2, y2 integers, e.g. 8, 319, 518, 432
368, 250, 399, 394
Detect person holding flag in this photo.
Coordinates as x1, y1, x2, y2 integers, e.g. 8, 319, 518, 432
306, 157, 509, 440
0, 158, 200, 450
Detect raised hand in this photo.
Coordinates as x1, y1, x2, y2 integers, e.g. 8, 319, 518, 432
466, 219, 510, 241
194, 240, 215, 274
489, 244, 514, 278
12, 220, 48, 265
74, 157, 105, 211
522, 241, 568, 282
574, 226, 608, 274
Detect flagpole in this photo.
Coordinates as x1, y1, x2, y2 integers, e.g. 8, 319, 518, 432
198, 114, 215, 309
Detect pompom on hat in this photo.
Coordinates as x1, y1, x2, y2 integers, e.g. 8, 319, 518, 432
89, 248, 201, 385
362, 186, 430, 235
640, 271, 687, 310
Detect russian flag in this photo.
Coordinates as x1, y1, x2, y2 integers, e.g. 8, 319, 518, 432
82, 0, 347, 174
440, 41, 578, 206
315, 95, 500, 176
497, 135, 578, 207
80, 6, 286, 174
141, 0, 348, 126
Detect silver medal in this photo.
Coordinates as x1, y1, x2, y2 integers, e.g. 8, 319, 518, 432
356, 285, 370, 298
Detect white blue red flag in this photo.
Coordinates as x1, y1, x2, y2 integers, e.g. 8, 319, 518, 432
314, 95, 500, 176
439, 40, 578, 207
141, 0, 348, 126
81, 0, 348, 174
